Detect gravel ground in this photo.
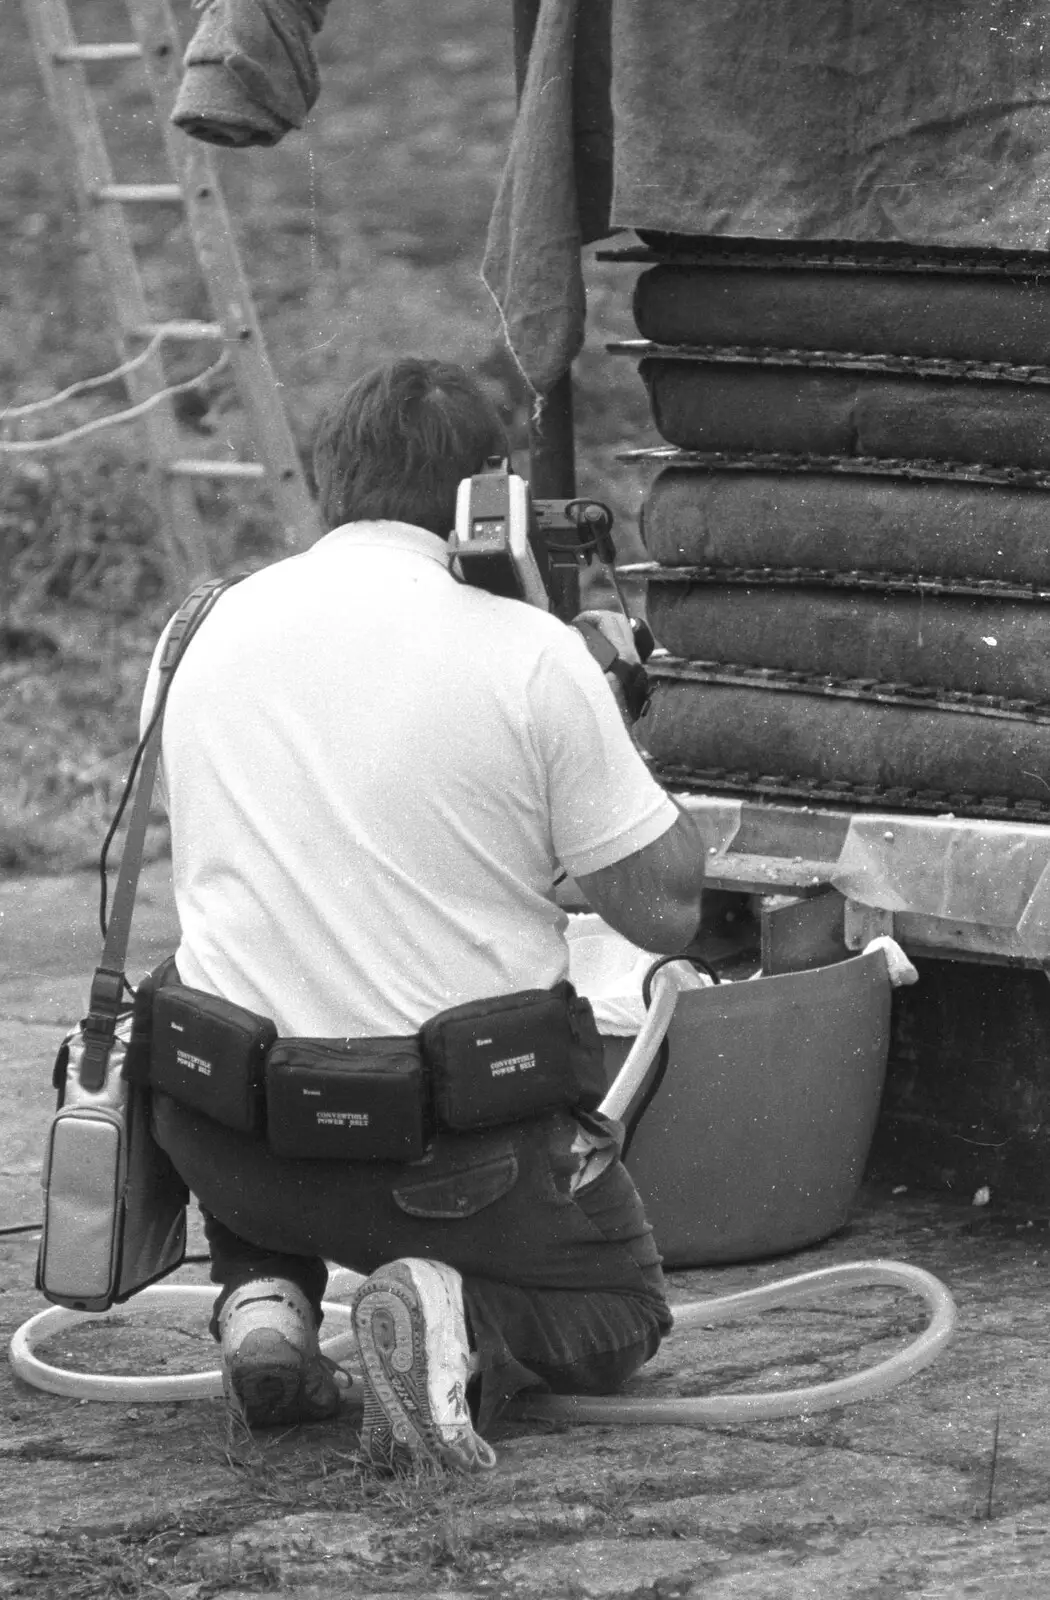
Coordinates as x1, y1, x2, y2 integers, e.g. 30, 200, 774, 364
4, 864, 1050, 1597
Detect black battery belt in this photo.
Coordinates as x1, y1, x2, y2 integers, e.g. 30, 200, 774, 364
131, 974, 607, 1163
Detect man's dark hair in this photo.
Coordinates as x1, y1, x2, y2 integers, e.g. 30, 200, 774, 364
312, 357, 509, 538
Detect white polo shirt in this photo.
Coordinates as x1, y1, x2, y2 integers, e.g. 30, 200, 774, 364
142, 522, 678, 1037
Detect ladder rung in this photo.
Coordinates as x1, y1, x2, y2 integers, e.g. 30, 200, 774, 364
134, 321, 224, 342
95, 183, 184, 205
53, 43, 143, 63
22, 0, 323, 562
169, 460, 267, 480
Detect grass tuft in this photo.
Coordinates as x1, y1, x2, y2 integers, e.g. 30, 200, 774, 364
4, 1526, 281, 1600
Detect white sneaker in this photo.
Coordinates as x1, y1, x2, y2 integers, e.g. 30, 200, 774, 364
352, 1258, 497, 1474
219, 1277, 342, 1427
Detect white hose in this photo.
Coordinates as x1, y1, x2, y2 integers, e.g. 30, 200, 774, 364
8, 1259, 956, 1422
8, 1283, 359, 1403
8, 958, 957, 1420
599, 958, 704, 1124
511, 1258, 957, 1425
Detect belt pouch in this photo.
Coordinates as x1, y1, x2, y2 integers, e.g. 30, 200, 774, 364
265, 1037, 429, 1161
420, 980, 607, 1132
150, 984, 276, 1135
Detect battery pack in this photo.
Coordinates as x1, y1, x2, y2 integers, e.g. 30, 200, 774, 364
420, 982, 606, 1132
38, 1105, 125, 1308
151, 983, 276, 1134
265, 1036, 429, 1161
37, 1019, 188, 1312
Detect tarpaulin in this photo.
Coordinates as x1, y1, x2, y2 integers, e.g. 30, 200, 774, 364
482, 0, 612, 395
613, 0, 1050, 247
488, 0, 1050, 389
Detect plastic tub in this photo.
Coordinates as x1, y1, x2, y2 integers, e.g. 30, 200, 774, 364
621, 950, 891, 1266
567, 922, 892, 1268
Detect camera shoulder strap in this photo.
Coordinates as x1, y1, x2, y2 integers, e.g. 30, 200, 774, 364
79, 575, 245, 1090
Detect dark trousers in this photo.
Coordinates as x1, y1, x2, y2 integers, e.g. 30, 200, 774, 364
153, 1097, 673, 1430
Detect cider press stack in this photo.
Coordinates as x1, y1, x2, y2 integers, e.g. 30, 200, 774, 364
614, 239, 1050, 820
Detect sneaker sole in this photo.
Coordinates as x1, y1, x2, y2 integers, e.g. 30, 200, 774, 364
353, 1276, 451, 1470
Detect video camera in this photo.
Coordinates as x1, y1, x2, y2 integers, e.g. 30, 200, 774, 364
449, 459, 654, 718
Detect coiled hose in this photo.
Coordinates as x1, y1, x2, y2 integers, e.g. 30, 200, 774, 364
9, 1260, 956, 1422
8, 957, 958, 1421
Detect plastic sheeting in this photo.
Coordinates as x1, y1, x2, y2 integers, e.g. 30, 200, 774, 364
680, 795, 1050, 961
564, 855, 739, 1032
831, 814, 1050, 928
564, 914, 654, 1035
613, 0, 1050, 248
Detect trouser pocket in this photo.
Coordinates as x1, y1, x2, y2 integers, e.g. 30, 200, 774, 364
392, 1140, 519, 1219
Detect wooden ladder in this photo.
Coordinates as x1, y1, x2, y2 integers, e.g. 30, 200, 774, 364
21, 0, 323, 589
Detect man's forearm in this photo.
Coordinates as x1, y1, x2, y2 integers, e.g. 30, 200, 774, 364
573, 802, 706, 953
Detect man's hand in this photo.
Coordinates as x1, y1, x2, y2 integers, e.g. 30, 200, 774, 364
574, 609, 640, 664
572, 609, 648, 728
